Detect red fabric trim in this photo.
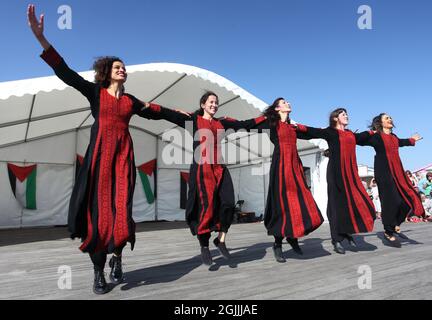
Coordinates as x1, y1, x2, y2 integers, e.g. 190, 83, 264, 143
282, 125, 304, 238
97, 89, 114, 250
181, 172, 190, 182
381, 133, 424, 216
198, 163, 217, 234
138, 159, 156, 176
276, 123, 289, 237
344, 133, 375, 231
409, 138, 416, 146
338, 131, 360, 233
195, 117, 225, 234
254, 115, 267, 125
79, 128, 102, 251
7, 164, 36, 182
40, 46, 62, 68
295, 124, 307, 133
149, 103, 161, 112
297, 161, 323, 230
76, 155, 84, 166
113, 138, 132, 248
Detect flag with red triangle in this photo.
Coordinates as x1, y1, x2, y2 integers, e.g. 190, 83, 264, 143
7, 163, 37, 209
137, 159, 157, 204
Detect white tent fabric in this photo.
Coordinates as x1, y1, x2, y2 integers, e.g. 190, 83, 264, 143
0, 62, 328, 229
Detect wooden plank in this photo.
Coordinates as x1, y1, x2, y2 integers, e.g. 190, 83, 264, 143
0, 221, 431, 300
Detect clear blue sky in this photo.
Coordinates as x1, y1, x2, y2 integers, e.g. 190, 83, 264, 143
1, 0, 431, 171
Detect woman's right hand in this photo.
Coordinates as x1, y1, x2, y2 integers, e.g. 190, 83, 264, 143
27, 4, 44, 39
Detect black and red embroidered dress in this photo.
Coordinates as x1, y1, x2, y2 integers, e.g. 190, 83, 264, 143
41, 46, 159, 253
361, 132, 424, 228
296, 126, 376, 238
143, 106, 266, 236
255, 120, 324, 238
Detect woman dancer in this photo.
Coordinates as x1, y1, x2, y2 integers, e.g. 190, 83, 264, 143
28, 4, 165, 294
296, 108, 376, 254
255, 98, 324, 262
361, 113, 424, 247
143, 92, 266, 265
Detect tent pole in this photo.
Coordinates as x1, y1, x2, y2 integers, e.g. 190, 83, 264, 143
73, 129, 79, 184
263, 161, 267, 216
155, 136, 159, 222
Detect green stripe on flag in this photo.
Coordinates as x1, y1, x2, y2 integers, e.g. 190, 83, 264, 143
26, 167, 37, 209
139, 171, 154, 204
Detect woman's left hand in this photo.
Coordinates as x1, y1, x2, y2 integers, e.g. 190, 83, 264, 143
411, 133, 423, 141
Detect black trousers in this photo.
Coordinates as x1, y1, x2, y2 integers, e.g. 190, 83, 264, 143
89, 244, 125, 271
197, 233, 211, 247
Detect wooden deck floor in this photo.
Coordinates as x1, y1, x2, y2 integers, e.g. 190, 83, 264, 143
0, 220, 431, 300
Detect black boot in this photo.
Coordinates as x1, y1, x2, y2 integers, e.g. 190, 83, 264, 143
287, 238, 303, 255
93, 268, 108, 295
346, 235, 357, 247
272, 243, 286, 263
200, 246, 213, 265
383, 232, 401, 248
213, 238, 231, 259
394, 226, 409, 239
108, 255, 124, 284
332, 241, 345, 254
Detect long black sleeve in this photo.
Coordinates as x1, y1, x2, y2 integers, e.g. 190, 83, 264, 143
219, 115, 267, 132
295, 125, 330, 141
355, 131, 375, 146
134, 103, 191, 128
398, 136, 416, 147
40, 46, 96, 103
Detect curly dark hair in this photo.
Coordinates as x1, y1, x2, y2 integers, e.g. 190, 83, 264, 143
93, 56, 124, 88
263, 97, 288, 127
368, 113, 396, 132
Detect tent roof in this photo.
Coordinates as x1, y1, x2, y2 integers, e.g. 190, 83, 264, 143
0, 62, 324, 152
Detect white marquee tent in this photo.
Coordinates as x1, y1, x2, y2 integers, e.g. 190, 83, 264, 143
0, 63, 329, 229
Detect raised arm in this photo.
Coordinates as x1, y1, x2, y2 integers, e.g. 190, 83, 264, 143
219, 115, 267, 132
28, 4, 95, 99
398, 133, 422, 147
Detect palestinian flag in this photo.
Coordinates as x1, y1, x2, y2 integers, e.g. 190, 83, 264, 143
180, 172, 190, 209
7, 163, 37, 210
138, 159, 157, 204
75, 154, 84, 180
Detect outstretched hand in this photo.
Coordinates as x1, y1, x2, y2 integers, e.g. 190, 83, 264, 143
28, 4, 44, 39
175, 109, 192, 117
411, 133, 423, 141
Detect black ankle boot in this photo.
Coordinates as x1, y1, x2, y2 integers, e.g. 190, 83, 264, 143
383, 232, 401, 248
93, 269, 108, 295
200, 247, 213, 265
287, 238, 303, 255
272, 243, 286, 263
346, 235, 357, 247
332, 241, 346, 254
109, 255, 124, 284
213, 238, 231, 259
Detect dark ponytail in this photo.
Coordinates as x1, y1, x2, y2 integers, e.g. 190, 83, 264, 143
263, 97, 286, 127
192, 91, 219, 116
